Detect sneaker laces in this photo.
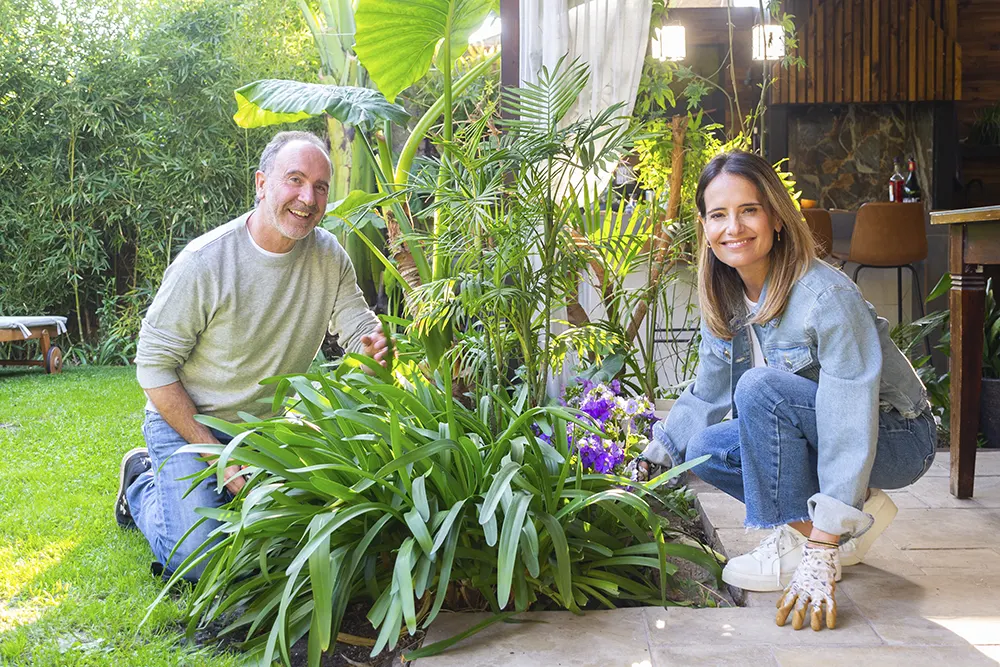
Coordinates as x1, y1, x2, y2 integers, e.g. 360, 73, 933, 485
749, 526, 801, 587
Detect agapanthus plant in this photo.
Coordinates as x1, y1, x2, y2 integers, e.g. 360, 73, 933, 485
552, 378, 658, 475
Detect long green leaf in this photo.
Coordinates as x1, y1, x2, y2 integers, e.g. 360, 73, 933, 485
478, 460, 520, 525
404, 508, 434, 555
537, 513, 574, 608
430, 500, 466, 554
496, 491, 531, 608
424, 510, 463, 628
405, 613, 519, 661
394, 538, 418, 634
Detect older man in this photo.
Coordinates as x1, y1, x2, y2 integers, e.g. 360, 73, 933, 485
115, 131, 387, 579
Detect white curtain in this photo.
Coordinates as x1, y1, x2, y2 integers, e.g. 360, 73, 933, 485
520, 0, 652, 167
518, 0, 653, 397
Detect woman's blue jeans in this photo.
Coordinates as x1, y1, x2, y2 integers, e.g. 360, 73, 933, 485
687, 367, 937, 530
126, 411, 233, 581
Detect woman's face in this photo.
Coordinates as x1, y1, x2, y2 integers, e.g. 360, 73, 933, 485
701, 172, 781, 277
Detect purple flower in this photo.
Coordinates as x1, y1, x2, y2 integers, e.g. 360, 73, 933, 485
531, 423, 553, 446
580, 392, 614, 424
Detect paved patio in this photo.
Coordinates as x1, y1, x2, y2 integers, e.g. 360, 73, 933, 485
415, 451, 1000, 666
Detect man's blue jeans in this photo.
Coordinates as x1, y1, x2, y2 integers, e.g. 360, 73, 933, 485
687, 368, 937, 530
126, 411, 233, 581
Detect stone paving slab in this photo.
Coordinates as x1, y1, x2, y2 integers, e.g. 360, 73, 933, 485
770, 646, 1000, 666
882, 508, 1000, 549
649, 644, 778, 666
924, 451, 1000, 477
837, 567, 1000, 646
415, 608, 652, 667
643, 605, 882, 647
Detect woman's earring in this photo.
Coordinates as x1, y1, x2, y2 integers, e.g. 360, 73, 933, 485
777, 229, 782, 242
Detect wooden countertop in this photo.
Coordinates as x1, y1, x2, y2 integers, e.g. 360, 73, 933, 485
930, 205, 1000, 225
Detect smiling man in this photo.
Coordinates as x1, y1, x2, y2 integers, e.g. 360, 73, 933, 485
117, 131, 388, 580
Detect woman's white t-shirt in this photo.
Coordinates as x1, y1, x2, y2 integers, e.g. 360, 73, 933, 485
744, 293, 767, 369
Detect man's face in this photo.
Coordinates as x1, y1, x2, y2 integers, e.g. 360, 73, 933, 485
255, 141, 331, 241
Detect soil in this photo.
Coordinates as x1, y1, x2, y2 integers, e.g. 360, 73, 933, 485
179, 600, 420, 667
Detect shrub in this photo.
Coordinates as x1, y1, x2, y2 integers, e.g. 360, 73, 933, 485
148, 355, 720, 666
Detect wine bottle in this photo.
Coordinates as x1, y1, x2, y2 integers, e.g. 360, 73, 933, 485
889, 158, 905, 202
903, 158, 921, 203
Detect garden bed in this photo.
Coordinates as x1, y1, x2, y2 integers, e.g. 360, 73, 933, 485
181, 483, 723, 666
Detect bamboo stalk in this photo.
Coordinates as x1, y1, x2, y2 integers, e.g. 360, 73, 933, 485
625, 115, 688, 344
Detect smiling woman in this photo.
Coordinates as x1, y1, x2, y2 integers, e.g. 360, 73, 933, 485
637, 150, 937, 633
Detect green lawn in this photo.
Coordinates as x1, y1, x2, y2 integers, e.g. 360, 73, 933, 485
0, 367, 240, 666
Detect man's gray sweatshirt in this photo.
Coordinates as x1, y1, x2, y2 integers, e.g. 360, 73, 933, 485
135, 212, 380, 421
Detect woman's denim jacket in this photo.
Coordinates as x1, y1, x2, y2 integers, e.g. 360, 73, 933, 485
643, 259, 930, 537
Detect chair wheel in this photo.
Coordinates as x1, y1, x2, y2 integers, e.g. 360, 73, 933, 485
45, 346, 63, 374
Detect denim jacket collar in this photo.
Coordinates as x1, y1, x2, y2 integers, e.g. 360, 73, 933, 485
729, 273, 781, 331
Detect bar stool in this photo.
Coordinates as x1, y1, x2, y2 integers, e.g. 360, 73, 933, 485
830, 202, 928, 327
802, 209, 833, 257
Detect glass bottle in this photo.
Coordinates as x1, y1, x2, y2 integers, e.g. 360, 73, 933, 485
903, 158, 921, 203
889, 158, 905, 202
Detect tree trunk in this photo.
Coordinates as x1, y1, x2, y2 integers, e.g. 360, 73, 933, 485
625, 115, 688, 343
326, 115, 352, 203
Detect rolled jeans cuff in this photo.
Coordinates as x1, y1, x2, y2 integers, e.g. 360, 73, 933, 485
807, 493, 874, 538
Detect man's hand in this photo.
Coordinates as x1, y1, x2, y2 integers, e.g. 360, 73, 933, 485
222, 464, 247, 495
198, 451, 247, 495
360, 324, 390, 370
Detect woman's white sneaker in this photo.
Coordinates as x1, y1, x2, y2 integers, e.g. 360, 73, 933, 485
722, 524, 841, 592
840, 489, 898, 566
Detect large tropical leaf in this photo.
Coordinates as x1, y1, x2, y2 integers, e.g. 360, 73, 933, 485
233, 80, 408, 129
353, 0, 495, 103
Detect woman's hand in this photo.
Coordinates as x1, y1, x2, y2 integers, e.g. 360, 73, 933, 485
775, 543, 839, 631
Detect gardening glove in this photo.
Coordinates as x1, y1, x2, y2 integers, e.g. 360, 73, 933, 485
775, 543, 838, 631
625, 454, 685, 489
624, 456, 651, 483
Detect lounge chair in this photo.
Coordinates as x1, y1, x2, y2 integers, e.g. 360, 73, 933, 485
0, 316, 67, 374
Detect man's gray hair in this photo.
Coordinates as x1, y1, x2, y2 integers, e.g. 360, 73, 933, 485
255, 131, 329, 206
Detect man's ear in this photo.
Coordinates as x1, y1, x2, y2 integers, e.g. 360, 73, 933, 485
254, 170, 266, 202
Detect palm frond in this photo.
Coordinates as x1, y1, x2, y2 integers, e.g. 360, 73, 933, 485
499, 56, 589, 135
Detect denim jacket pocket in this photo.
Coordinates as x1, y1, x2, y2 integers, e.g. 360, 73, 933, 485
710, 338, 733, 364
765, 344, 813, 373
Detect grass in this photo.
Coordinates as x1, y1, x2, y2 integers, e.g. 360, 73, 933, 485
0, 366, 240, 666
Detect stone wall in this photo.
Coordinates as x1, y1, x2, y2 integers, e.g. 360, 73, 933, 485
786, 104, 935, 211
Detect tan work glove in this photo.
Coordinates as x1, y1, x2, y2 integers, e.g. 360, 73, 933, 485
775, 543, 838, 631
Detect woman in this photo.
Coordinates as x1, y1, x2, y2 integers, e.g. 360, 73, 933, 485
633, 151, 936, 631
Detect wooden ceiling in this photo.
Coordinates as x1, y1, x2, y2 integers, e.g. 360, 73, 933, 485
771, 0, 962, 104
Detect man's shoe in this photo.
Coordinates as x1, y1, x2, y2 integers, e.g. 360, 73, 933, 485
116, 448, 151, 530
840, 489, 898, 566
722, 524, 842, 592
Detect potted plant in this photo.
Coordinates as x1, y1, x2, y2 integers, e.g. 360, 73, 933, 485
980, 278, 1000, 448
